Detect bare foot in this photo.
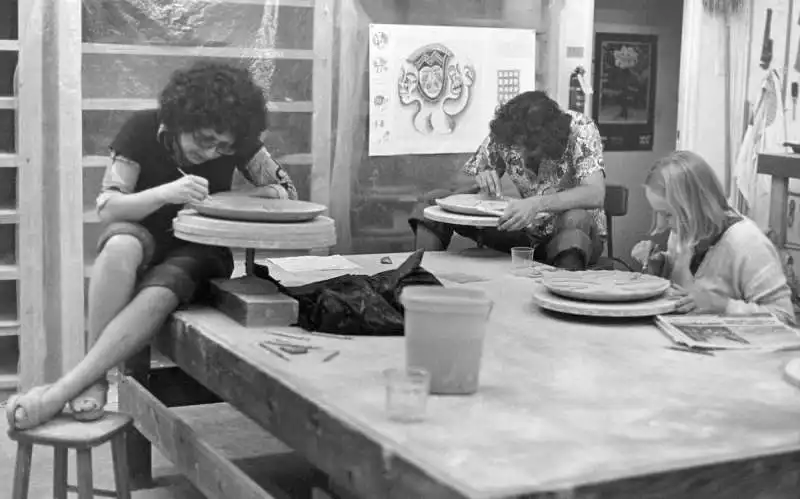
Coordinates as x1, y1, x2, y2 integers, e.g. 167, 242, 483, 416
6, 385, 66, 430
68, 380, 108, 422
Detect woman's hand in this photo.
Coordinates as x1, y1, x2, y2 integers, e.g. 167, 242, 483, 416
475, 170, 502, 197
674, 280, 730, 314
498, 197, 543, 232
157, 175, 209, 204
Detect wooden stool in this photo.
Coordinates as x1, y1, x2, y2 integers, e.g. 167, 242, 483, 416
7, 411, 133, 499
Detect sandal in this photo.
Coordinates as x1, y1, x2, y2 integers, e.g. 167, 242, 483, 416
68, 378, 109, 422
5, 385, 64, 431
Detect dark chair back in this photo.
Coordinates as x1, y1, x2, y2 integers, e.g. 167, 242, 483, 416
604, 184, 629, 259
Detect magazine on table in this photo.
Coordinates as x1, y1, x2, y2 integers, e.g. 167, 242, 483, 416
654, 313, 800, 351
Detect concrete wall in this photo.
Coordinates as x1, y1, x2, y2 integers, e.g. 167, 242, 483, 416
594, 0, 683, 261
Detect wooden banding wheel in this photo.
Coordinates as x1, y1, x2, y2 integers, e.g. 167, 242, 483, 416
174, 211, 336, 250
423, 206, 500, 228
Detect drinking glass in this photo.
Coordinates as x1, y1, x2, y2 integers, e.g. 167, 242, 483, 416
510, 246, 535, 270
384, 367, 430, 422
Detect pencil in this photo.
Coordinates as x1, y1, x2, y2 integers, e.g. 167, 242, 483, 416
322, 350, 340, 362
259, 342, 291, 361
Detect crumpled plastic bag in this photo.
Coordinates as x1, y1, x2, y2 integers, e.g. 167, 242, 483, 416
253, 250, 442, 336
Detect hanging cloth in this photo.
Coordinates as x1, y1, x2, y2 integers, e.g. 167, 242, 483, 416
731, 68, 789, 230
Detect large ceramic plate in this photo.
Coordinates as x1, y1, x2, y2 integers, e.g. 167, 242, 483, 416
436, 193, 509, 217
542, 270, 671, 302
192, 192, 326, 223
532, 284, 679, 318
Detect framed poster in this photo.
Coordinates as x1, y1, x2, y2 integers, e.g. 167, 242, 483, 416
368, 24, 536, 156
592, 33, 657, 152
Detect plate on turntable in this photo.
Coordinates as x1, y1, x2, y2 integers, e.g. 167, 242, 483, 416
542, 270, 671, 302
532, 284, 680, 318
192, 191, 326, 223
435, 193, 509, 217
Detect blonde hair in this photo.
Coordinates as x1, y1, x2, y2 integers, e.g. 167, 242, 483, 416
644, 150, 730, 249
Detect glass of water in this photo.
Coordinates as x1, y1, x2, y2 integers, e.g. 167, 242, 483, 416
511, 246, 535, 271
384, 367, 430, 422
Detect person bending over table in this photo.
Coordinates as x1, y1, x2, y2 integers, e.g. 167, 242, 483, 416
7, 62, 298, 430
408, 90, 607, 270
631, 150, 795, 323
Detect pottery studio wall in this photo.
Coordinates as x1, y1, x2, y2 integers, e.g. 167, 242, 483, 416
593, 0, 684, 262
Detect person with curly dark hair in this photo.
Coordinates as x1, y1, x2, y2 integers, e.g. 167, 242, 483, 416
7, 62, 298, 430
408, 90, 607, 269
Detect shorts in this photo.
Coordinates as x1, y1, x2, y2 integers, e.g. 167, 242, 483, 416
97, 221, 234, 304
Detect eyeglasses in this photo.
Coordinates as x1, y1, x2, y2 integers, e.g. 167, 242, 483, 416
192, 130, 236, 156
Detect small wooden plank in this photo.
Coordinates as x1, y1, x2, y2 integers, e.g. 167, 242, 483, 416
210, 276, 298, 328
82, 43, 314, 60
757, 153, 800, 180
310, 0, 334, 208
0, 373, 18, 390
0, 208, 18, 223
15, 0, 47, 389
82, 98, 313, 113
0, 96, 15, 109
0, 39, 19, 51
118, 377, 279, 499
0, 153, 17, 167
0, 264, 19, 280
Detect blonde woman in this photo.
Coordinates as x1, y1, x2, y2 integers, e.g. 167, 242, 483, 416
631, 151, 795, 322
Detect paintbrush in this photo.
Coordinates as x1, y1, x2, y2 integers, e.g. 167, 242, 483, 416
177, 167, 212, 201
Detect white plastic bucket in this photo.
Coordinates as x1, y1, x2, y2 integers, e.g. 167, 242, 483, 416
400, 286, 493, 395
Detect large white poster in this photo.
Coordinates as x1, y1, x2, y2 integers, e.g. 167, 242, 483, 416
368, 24, 536, 156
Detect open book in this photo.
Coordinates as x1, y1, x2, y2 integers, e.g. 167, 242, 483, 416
655, 313, 800, 351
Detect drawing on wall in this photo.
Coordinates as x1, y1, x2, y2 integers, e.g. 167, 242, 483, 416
497, 69, 521, 105
369, 24, 536, 156
592, 33, 657, 152
397, 43, 475, 135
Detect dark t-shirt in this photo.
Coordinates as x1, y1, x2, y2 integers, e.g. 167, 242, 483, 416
109, 110, 259, 251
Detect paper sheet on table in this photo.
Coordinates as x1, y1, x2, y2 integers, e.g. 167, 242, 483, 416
267, 255, 362, 273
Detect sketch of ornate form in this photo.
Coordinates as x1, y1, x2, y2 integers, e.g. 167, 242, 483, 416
397, 43, 475, 135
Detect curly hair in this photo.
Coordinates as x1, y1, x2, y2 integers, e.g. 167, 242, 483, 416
159, 61, 268, 148
489, 91, 572, 160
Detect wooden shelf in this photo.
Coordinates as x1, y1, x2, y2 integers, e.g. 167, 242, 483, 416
219, 0, 313, 6
83, 152, 312, 169
0, 208, 17, 224
0, 97, 16, 109
276, 153, 312, 166
83, 98, 313, 113
0, 265, 18, 280
83, 209, 100, 224
0, 154, 16, 167
0, 312, 18, 337
0, 40, 19, 52
82, 43, 314, 60
0, 374, 17, 390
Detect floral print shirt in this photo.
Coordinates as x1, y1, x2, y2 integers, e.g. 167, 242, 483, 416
462, 110, 606, 237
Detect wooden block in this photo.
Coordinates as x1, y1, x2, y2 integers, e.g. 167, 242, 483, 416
210, 276, 298, 328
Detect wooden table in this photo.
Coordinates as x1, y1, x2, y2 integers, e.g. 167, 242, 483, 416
119, 251, 800, 499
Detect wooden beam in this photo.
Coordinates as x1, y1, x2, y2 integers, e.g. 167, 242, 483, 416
310, 0, 334, 207
16, 0, 47, 389
82, 43, 314, 60
118, 378, 279, 499
757, 153, 800, 180
82, 98, 312, 113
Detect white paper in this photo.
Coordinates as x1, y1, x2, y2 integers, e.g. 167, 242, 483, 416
266, 255, 362, 273
368, 24, 536, 156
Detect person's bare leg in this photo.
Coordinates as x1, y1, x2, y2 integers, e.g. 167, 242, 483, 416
70, 234, 143, 420
11, 286, 179, 429
414, 225, 447, 251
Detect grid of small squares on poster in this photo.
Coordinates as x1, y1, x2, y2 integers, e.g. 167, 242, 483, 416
497, 70, 521, 106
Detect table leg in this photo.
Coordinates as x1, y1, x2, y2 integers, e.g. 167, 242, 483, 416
120, 346, 153, 490
245, 248, 256, 276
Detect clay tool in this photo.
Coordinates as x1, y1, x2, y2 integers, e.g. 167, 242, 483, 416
322, 350, 341, 362
268, 331, 311, 342
259, 342, 291, 361
177, 167, 212, 201
307, 331, 353, 341
792, 82, 798, 120
665, 345, 715, 357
